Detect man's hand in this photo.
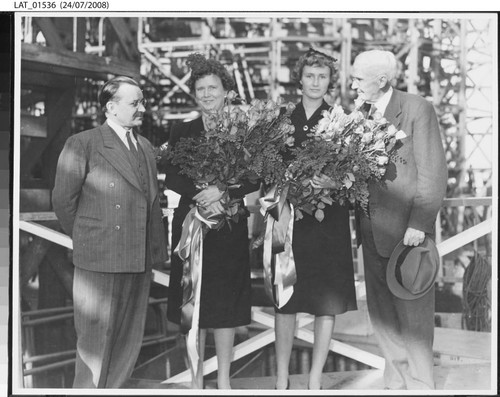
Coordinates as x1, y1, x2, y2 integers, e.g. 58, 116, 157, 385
403, 227, 425, 246
193, 185, 224, 207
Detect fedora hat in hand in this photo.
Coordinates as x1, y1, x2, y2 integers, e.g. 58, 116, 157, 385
386, 237, 440, 300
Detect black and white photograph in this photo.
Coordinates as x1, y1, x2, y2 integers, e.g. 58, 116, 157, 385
7, 7, 498, 395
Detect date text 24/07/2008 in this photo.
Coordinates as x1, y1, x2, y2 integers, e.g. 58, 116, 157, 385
14, 1, 109, 9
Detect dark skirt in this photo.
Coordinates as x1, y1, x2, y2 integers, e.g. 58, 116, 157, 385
276, 202, 357, 316
167, 204, 252, 329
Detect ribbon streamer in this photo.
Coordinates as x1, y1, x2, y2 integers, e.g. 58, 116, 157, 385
174, 206, 219, 381
259, 185, 297, 308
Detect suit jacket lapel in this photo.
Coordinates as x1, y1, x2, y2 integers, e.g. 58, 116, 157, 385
384, 89, 403, 129
98, 122, 142, 191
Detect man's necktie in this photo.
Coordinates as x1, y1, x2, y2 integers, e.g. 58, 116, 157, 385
126, 130, 139, 159
368, 104, 377, 120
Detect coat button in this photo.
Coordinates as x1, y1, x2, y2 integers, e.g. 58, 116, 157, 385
115, 204, 121, 209
303, 125, 309, 131
114, 225, 121, 230
109, 182, 115, 188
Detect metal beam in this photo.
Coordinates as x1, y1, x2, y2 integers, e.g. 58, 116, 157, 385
141, 48, 192, 97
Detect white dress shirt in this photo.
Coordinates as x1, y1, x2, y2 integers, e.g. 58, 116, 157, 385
107, 118, 137, 150
372, 86, 393, 117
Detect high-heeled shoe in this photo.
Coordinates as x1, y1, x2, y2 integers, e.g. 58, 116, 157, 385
275, 379, 290, 390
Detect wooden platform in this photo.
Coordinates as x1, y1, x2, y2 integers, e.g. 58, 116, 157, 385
333, 327, 492, 363
126, 319, 493, 392
126, 362, 492, 391
232, 363, 492, 391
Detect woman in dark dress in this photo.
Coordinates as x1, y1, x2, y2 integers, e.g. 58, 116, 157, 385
163, 53, 259, 389
274, 49, 357, 390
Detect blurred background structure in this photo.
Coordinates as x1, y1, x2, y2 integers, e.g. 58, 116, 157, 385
16, 15, 495, 390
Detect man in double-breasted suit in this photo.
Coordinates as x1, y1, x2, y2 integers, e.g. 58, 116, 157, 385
52, 76, 168, 388
351, 50, 447, 389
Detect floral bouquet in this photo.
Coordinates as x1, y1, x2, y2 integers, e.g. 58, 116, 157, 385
284, 101, 406, 221
239, 97, 295, 186
164, 91, 295, 228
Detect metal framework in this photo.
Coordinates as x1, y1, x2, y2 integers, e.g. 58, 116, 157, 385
132, 16, 495, 191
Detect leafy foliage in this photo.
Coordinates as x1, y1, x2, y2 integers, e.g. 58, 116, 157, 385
284, 102, 406, 221
162, 91, 295, 226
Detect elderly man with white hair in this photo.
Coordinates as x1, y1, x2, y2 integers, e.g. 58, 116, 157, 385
351, 50, 447, 390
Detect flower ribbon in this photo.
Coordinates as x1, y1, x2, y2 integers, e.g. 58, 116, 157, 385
259, 184, 297, 308
174, 205, 219, 380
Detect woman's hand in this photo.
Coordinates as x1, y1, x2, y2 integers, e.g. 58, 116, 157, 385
203, 200, 225, 214
310, 173, 337, 189
193, 185, 225, 207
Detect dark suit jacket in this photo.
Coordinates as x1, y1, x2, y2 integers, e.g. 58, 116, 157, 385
52, 121, 168, 273
366, 89, 448, 257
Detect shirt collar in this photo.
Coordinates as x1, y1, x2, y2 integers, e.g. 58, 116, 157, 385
372, 86, 393, 116
106, 118, 136, 147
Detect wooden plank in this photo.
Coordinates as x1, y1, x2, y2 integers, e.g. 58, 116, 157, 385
443, 197, 492, 207
163, 328, 276, 384
334, 327, 492, 362
33, 17, 65, 48
434, 327, 491, 361
152, 269, 169, 287
19, 212, 58, 222
19, 221, 72, 250
437, 219, 492, 256
107, 18, 140, 62
22, 43, 140, 80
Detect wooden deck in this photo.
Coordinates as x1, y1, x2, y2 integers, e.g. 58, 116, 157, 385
126, 362, 492, 391
126, 325, 493, 392
231, 363, 492, 391
332, 326, 492, 363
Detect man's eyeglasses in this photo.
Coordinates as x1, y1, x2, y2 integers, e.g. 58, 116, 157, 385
130, 98, 147, 108
111, 98, 147, 109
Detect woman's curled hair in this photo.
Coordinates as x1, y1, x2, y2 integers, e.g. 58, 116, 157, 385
291, 47, 338, 89
186, 53, 235, 92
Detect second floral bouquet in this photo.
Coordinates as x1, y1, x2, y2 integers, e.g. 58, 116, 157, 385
284, 101, 407, 221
